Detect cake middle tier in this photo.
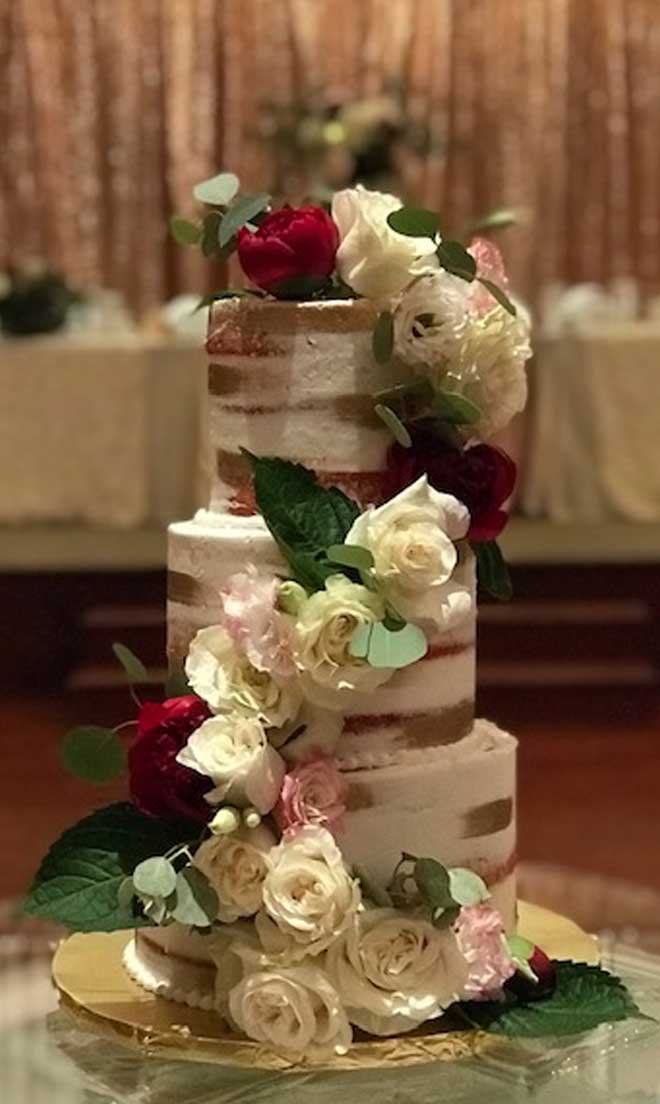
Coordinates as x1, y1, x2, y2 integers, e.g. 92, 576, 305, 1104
168, 510, 477, 769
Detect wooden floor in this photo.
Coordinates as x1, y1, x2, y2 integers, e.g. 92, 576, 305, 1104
2, 690, 660, 901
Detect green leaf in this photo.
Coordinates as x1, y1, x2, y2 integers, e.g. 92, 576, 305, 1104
459, 961, 647, 1037
372, 310, 394, 364
468, 208, 517, 235
447, 867, 489, 906
193, 171, 240, 207
436, 240, 477, 282
366, 621, 428, 669
414, 858, 454, 911
478, 276, 517, 316
474, 540, 513, 601
349, 623, 372, 660
387, 207, 440, 239
112, 642, 148, 684
374, 403, 412, 447
133, 857, 177, 900
24, 803, 197, 931
433, 389, 482, 426
171, 866, 219, 928
327, 544, 374, 572
373, 377, 436, 424
169, 217, 202, 246
243, 454, 360, 588
270, 275, 331, 300
507, 934, 535, 963
164, 668, 192, 698
201, 211, 222, 258
219, 193, 271, 248
117, 876, 135, 911
61, 725, 126, 785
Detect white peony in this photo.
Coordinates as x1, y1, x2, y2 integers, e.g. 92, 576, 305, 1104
293, 574, 393, 709
185, 624, 301, 728
218, 941, 352, 1060
392, 271, 473, 369
256, 825, 361, 962
345, 476, 473, 633
331, 185, 438, 300
326, 908, 469, 1036
194, 824, 276, 923
176, 714, 285, 815
444, 304, 532, 439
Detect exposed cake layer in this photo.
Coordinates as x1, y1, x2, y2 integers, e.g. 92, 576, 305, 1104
341, 720, 518, 930
206, 298, 402, 511
168, 510, 476, 767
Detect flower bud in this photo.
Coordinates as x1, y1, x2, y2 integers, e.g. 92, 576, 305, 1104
208, 806, 241, 836
278, 580, 307, 615
242, 806, 262, 830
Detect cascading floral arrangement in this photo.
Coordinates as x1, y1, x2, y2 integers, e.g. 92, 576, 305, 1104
25, 176, 643, 1062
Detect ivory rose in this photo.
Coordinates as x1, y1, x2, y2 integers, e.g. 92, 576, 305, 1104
331, 185, 438, 300
293, 574, 392, 708
220, 568, 296, 679
345, 476, 473, 633
274, 757, 347, 836
256, 825, 361, 961
185, 624, 301, 728
194, 824, 276, 923
326, 908, 469, 1035
455, 904, 516, 1000
176, 713, 285, 815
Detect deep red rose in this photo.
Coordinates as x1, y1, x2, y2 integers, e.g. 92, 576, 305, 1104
387, 431, 517, 542
128, 695, 212, 823
237, 205, 339, 293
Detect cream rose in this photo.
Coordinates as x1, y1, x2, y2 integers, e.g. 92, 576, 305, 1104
331, 185, 438, 300
256, 825, 361, 962
176, 714, 285, 815
194, 824, 276, 923
185, 624, 301, 727
392, 271, 473, 369
221, 949, 352, 1060
326, 908, 469, 1036
293, 574, 392, 709
345, 476, 472, 633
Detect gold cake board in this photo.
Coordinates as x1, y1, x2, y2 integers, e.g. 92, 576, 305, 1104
52, 901, 599, 1073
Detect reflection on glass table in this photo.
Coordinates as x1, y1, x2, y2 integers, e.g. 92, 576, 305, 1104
3, 867, 660, 1104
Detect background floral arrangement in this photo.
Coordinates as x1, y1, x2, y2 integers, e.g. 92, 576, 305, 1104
25, 178, 643, 1061
0, 259, 82, 336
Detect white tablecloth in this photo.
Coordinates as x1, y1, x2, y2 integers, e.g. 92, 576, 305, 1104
1, 334, 207, 527
522, 323, 660, 522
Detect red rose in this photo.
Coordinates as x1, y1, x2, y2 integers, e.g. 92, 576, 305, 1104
237, 205, 339, 293
387, 431, 517, 543
128, 695, 212, 823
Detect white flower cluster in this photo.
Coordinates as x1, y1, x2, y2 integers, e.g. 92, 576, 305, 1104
330, 186, 532, 440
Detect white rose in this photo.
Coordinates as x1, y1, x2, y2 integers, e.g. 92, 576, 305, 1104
185, 624, 301, 727
256, 825, 361, 962
194, 824, 276, 922
345, 476, 473, 633
220, 945, 352, 1060
326, 908, 469, 1036
331, 185, 438, 300
444, 304, 531, 439
392, 271, 473, 369
176, 714, 285, 815
293, 574, 392, 709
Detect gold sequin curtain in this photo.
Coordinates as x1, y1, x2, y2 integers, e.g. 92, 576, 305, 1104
2, 0, 660, 312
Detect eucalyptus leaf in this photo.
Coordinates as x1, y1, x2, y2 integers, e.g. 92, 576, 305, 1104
117, 876, 135, 911
349, 622, 373, 660
468, 208, 517, 235
112, 642, 148, 684
413, 858, 454, 911
372, 310, 394, 364
326, 544, 374, 572
374, 403, 412, 447
172, 866, 219, 928
373, 377, 435, 423
133, 857, 177, 900
478, 277, 517, 316
367, 621, 428, 669
169, 217, 201, 246
507, 934, 535, 963
201, 211, 222, 257
387, 207, 440, 239
436, 240, 477, 282
433, 389, 482, 426
164, 668, 192, 698
142, 897, 169, 925
219, 193, 271, 247
193, 172, 240, 207
61, 725, 126, 784
447, 867, 489, 907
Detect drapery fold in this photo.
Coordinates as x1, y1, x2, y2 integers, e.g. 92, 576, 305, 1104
2, 0, 660, 312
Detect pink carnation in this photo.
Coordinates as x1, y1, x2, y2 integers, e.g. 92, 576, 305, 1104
468, 237, 510, 316
220, 567, 296, 678
455, 904, 516, 1000
273, 757, 347, 837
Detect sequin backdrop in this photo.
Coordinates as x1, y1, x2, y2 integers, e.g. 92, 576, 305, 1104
2, 0, 660, 312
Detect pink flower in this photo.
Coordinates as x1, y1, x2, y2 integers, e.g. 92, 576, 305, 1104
455, 904, 516, 1000
220, 567, 296, 679
468, 237, 510, 316
273, 757, 348, 837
